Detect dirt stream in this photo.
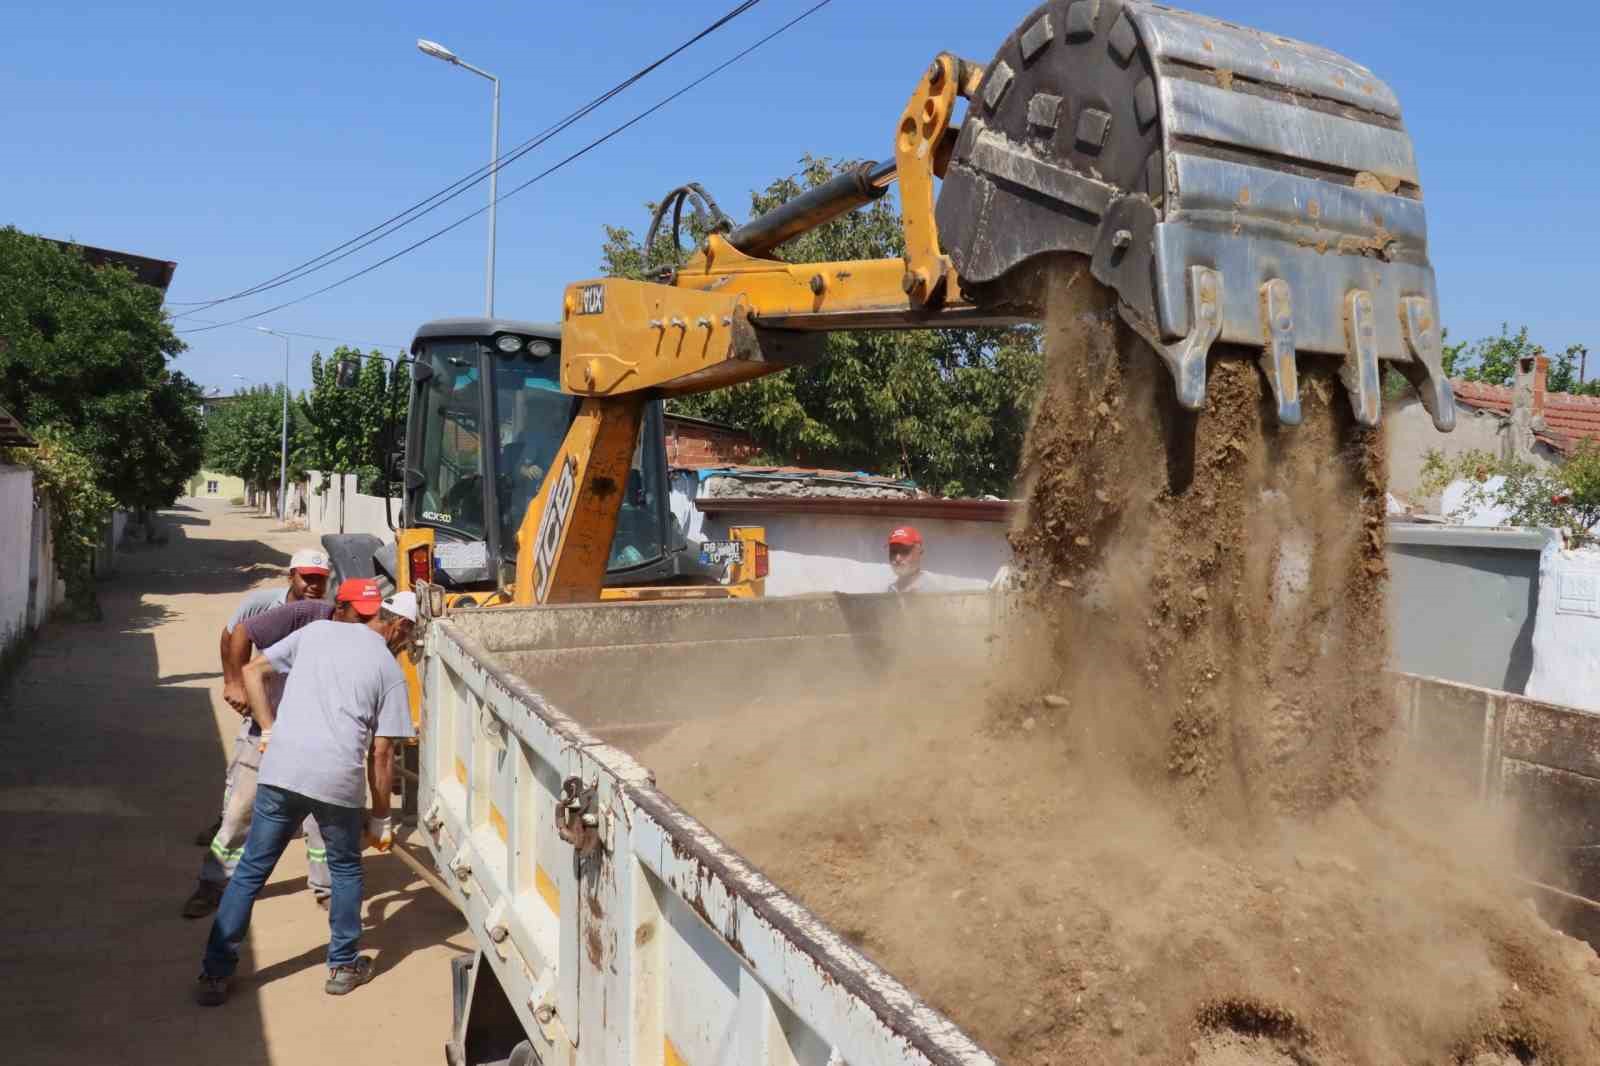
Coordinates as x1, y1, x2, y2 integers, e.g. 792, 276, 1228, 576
631, 268, 1600, 1064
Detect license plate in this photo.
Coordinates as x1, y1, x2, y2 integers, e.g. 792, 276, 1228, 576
699, 540, 746, 567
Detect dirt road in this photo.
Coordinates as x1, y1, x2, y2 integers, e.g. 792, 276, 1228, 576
0, 500, 470, 1065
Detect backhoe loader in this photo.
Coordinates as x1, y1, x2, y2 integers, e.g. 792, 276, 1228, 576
398, 5, 1465, 1060
395, 0, 1455, 616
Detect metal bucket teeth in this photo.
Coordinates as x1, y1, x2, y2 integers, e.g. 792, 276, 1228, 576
937, 0, 1456, 430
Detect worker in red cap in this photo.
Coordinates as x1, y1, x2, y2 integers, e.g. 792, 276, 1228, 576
887, 525, 942, 594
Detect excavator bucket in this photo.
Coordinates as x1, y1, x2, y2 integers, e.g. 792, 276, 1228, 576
937, 0, 1455, 431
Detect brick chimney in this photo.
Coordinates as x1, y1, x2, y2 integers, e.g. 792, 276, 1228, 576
1509, 353, 1550, 461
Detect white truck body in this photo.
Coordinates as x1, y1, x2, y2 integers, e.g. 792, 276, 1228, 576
416, 593, 1600, 1066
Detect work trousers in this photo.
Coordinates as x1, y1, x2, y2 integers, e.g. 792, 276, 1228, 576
203, 784, 365, 977
200, 719, 329, 896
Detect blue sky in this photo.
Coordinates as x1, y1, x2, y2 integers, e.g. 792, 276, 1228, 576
4, 1, 1595, 396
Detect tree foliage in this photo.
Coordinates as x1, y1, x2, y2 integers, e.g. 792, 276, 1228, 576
599, 156, 1043, 497
1418, 445, 1600, 542
299, 347, 407, 493
4, 428, 117, 619
205, 385, 305, 491
0, 227, 204, 512
1440, 322, 1595, 395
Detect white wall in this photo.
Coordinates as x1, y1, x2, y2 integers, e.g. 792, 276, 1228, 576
1526, 539, 1600, 712
669, 473, 1013, 596
305, 471, 397, 540
30, 500, 60, 629
0, 465, 33, 656
1387, 395, 1562, 503
0, 465, 65, 655
699, 507, 1012, 597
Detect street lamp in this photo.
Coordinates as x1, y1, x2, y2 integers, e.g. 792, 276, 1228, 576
255, 327, 291, 522
417, 37, 500, 317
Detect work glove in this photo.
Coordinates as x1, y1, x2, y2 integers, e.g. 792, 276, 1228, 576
364, 814, 393, 853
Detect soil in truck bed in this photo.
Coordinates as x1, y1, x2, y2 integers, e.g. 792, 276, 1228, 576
633, 267, 1600, 1065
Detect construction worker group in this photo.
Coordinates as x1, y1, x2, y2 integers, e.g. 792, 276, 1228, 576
187, 547, 417, 1007
185, 527, 955, 1007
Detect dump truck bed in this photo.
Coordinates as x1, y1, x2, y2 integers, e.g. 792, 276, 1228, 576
418, 594, 1600, 1065
419, 594, 1003, 1066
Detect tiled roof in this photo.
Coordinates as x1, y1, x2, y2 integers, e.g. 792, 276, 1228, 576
1449, 379, 1600, 455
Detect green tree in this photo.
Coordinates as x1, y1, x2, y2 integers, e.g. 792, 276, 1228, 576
1438, 323, 1531, 384
299, 348, 407, 495
1437, 323, 1597, 397
3, 428, 117, 619
1544, 343, 1595, 396
1419, 445, 1600, 543
113, 370, 206, 526
599, 156, 1042, 497
205, 385, 306, 497
0, 227, 205, 612
0, 227, 203, 511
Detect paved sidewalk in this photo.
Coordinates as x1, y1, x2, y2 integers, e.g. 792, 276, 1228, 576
0, 500, 470, 1065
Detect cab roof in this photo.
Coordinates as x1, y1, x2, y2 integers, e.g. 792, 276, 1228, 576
411, 317, 561, 351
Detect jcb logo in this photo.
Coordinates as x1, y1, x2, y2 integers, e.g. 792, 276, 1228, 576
534, 456, 579, 603
577, 284, 605, 316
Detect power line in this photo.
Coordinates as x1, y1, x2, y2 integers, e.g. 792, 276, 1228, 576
167, 0, 765, 312
173, 313, 407, 350
177, 0, 838, 338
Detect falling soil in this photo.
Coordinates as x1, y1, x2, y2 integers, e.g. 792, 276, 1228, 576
627, 266, 1600, 1063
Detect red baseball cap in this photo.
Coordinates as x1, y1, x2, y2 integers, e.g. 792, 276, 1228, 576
887, 526, 922, 547
335, 578, 384, 617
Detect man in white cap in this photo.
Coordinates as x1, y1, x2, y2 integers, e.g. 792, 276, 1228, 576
188, 548, 333, 916
196, 591, 418, 1006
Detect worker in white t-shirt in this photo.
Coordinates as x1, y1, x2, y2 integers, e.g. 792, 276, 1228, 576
195, 592, 418, 1006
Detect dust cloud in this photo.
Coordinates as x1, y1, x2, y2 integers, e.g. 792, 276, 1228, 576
625, 265, 1600, 1064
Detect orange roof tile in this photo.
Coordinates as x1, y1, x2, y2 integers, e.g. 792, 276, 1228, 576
1449, 379, 1600, 455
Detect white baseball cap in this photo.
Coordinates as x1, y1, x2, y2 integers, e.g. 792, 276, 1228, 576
289, 548, 331, 575
381, 591, 418, 623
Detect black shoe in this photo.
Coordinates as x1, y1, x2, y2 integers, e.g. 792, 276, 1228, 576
194, 816, 222, 846
325, 956, 375, 996
195, 973, 230, 1007
182, 882, 224, 920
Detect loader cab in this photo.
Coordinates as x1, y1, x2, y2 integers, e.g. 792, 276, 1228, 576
405, 317, 689, 591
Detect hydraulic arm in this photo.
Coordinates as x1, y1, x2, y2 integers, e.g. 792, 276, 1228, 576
515, 0, 1457, 606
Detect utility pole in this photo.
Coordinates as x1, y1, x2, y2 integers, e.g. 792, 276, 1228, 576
255, 327, 291, 521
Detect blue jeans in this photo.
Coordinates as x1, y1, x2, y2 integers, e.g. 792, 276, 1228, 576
202, 784, 364, 977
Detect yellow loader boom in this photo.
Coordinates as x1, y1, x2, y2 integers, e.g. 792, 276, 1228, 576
516, 0, 1456, 606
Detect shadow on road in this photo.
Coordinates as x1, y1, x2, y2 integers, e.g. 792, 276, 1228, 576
249, 856, 468, 990
0, 503, 465, 1063
0, 508, 279, 1064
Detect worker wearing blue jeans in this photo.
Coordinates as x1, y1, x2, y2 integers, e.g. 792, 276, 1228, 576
203, 784, 365, 978
195, 592, 416, 1006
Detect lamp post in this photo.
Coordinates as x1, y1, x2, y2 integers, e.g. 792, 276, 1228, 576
254, 327, 291, 522
418, 38, 500, 317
